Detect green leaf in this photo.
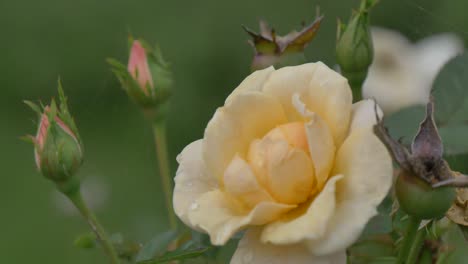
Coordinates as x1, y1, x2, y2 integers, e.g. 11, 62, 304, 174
384, 105, 425, 144
348, 235, 395, 263
361, 196, 393, 238
137, 242, 212, 264
135, 230, 178, 262
439, 222, 468, 264
432, 53, 468, 125
439, 124, 468, 155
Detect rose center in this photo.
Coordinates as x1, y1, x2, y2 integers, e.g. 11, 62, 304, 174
247, 122, 316, 205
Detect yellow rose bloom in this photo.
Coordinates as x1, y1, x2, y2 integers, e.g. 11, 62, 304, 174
173, 62, 393, 263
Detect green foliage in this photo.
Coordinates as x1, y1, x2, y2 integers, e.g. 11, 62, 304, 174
137, 241, 213, 264
135, 230, 178, 262
432, 54, 468, 125
385, 53, 468, 156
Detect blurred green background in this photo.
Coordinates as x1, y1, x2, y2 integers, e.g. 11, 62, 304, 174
1, 0, 467, 262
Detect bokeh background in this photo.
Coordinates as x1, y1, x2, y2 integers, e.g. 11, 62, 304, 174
1, 0, 467, 262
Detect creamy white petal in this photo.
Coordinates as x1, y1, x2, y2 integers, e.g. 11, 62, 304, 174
226, 66, 275, 104
263, 63, 352, 145
188, 190, 295, 245
231, 228, 346, 264
415, 33, 463, 86
173, 140, 218, 230
363, 27, 427, 114
203, 91, 287, 183
349, 99, 383, 134
307, 62, 352, 145
307, 130, 393, 255
263, 63, 319, 121
260, 175, 342, 245
292, 94, 335, 188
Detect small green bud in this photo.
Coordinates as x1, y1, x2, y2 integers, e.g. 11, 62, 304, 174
336, 0, 376, 100
396, 169, 455, 219
26, 82, 83, 193
244, 16, 323, 72
108, 38, 173, 120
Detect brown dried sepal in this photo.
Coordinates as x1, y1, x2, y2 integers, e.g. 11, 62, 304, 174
446, 183, 468, 226
373, 98, 468, 188
243, 15, 323, 55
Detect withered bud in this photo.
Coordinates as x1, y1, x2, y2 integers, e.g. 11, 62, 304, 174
374, 98, 468, 188
243, 15, 323, 71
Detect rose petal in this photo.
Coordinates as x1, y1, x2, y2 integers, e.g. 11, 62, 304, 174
188, 190, 295, 245
231, 228, 346, 264
349, 99, 383, 134
260, 175, 342, 245
128, 40, 154, 92
292, 94, 336, 188
307, 130, 393, 255
173, 140, 218, 230
226, 66, 275, 104
263, 62, 352, 145
265, 141, 315, 205
204, 91, 287, 183
224, 155, 275, 208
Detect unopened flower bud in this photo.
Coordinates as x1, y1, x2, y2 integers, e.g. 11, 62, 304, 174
25, 83, 83, 193
128, 40, 154, 94
244, 16, 323, 72
336, 0, 376, 100
108, 38, 173, 119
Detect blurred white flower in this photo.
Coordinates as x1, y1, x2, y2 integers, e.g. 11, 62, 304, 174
51, 176, 110, 216
363, 27, 464, 114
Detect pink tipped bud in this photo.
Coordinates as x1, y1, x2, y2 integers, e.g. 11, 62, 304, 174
128, 40, 154, 94
34, 106, 81, 171
35, 106, 51, 169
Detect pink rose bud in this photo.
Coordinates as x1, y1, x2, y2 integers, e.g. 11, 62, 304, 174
128, 40, 154, 94
26, 84, 83, 192
108, 37, 173, 119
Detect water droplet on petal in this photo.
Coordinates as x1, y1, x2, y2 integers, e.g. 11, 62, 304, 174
190, 202, 199, 210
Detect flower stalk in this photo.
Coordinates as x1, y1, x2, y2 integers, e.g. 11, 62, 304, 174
153, 120, 177, 230
397, 216, 422, 264
67, 189, 120, 264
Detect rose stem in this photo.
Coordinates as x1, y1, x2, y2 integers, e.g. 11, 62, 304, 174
67, 190, 120, 264
397, 216, 424, 264
153, 120, 178, 230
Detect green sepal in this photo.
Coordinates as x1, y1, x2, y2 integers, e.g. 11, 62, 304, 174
24, 100, 42, 116
57, 79, 81, 143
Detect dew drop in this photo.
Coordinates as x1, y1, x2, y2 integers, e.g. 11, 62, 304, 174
190, 202, 199, 210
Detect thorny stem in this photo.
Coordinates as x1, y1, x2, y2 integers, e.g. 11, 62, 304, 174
67, 190, 120, 264
153, 120, 178, 230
